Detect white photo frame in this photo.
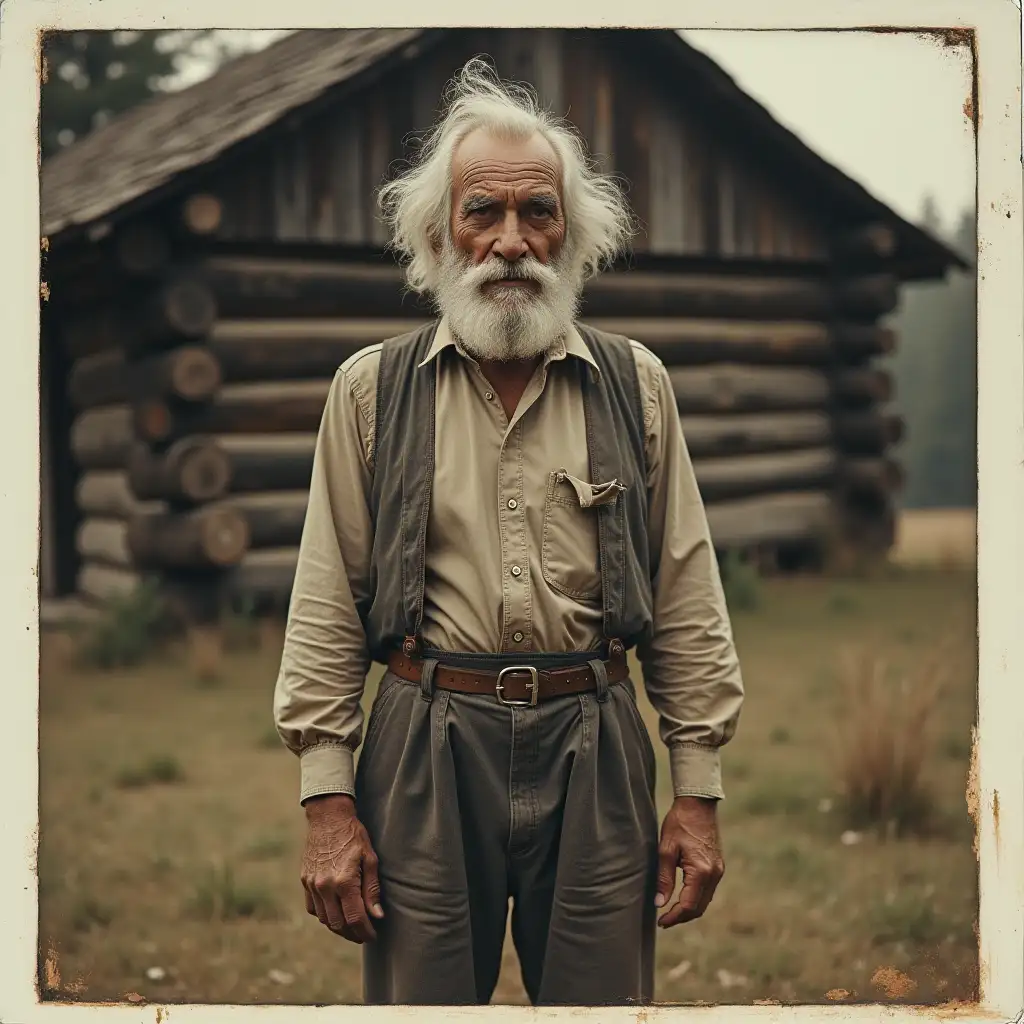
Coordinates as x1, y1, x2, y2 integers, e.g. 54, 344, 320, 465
1, 1, 1020, 1021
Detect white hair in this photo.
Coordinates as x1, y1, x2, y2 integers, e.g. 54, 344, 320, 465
377, 57, 635, 296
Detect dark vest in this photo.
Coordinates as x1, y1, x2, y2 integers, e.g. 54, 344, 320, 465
365, 321, 653, 661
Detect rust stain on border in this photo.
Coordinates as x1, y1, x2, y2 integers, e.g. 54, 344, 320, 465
43, 945, 61, 992
868, 28, 979, 140
871, 965, 917, 999
933, 27, 974, 48
905, 999, 1005, 1020
38, 943, 88, 1001
992, 789, 1000, 855
966, 724, 980, 858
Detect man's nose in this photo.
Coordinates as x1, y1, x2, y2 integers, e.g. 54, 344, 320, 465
493, 211, 528, 261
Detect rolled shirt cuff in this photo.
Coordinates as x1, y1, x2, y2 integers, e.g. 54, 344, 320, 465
298, 743, 356, 805
669, 742, 724, 800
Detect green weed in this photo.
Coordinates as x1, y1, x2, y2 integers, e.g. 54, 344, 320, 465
73, 577, 172, 669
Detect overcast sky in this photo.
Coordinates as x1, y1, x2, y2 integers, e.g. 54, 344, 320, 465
679, 30, 976, 234
173, 29, 976, 236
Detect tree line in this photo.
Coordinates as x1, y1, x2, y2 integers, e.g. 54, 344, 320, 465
885, 197, 977, 510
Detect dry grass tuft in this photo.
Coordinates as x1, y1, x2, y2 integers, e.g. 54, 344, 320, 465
831, 645, 947, 837
114, 754, 184, 790
186, 861, 280, 922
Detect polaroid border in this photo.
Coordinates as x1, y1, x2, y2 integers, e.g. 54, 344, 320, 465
0, 0, 1020, 1021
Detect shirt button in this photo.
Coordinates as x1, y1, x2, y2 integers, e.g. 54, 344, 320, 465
510, 565, 522, 577
485, 391, 494, 401
507, 499, 518, 510
513, 631, 524, 642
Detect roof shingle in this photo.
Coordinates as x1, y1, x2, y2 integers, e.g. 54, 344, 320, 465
41, 29, 425, 237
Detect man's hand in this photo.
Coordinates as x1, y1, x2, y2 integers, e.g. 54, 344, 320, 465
301, 794, 383, 943
655, 795, 724, 928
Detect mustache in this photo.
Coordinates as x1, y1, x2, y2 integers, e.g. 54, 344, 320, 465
461, 255, 561, 290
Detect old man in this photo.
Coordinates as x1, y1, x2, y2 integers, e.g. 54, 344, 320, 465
274, 58, 744, 1006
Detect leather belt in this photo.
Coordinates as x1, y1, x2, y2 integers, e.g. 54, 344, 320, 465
386, 644, 629, 707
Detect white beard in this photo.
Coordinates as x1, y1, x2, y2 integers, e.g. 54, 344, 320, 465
432, 240, 583, 362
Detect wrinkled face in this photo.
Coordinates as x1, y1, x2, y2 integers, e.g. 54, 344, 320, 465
433, 129, 580, 362
450, 128, 567, 274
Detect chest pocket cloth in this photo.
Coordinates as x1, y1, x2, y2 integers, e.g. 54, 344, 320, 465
542, 469, 626, 602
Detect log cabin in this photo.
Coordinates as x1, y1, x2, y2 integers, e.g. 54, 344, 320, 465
39, 28, 967, 617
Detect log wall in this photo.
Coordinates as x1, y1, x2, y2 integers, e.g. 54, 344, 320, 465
190, 29, 831, 261
57, 226, 903, 615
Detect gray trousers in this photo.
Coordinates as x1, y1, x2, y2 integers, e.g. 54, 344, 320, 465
354, 660, 659, 1005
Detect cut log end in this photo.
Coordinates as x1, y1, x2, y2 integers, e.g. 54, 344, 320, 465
178, 445, 233, 503
182, 194, 223, 235
171, 347, 223, 402
128, 437, 233, 503
200, 508, 251, 567
164, 278, 218, 338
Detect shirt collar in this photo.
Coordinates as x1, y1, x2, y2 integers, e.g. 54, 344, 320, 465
417, 316, 602, 379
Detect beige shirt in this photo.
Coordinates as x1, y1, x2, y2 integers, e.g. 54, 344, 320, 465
274, 318, 744, 804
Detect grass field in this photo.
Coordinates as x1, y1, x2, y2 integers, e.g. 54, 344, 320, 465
37, 566, 978, 1007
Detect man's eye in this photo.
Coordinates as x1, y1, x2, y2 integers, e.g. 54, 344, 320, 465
531, 204, 553, 218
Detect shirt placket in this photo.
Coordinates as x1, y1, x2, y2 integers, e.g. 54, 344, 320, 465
498, 419, 531, 651
469, 355, 560, 654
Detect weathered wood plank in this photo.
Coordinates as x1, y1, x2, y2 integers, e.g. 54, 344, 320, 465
127, 505, 250, 569
705, 490, 834, 550
211, 490, 310, 549
272, 132, 310, 242
69, 345, 221, 410
533, 30, 564, 114
648, 97, 687, 253
667, 364, 891, 413
76, 471, 166, 518
133, 380, 332, 444
192, 256, 895, 321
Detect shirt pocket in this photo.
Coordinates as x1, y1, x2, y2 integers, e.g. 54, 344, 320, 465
541, 469, 625, 602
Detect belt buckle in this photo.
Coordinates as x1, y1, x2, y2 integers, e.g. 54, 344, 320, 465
495, 665, 539, 707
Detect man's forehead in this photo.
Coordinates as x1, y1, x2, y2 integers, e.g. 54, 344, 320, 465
452, 129, 561, 190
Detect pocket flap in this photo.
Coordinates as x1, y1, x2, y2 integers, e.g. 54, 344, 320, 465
554, 470, 626, 508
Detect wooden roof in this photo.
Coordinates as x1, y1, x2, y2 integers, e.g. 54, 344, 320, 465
40, 28, 967, 278
41, 29, 428, 239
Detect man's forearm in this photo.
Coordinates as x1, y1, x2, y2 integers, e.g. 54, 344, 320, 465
641, 361, 744, 800
273, 367, 377, 806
